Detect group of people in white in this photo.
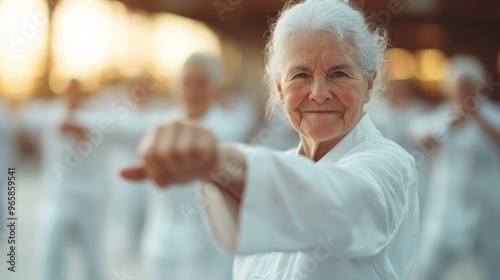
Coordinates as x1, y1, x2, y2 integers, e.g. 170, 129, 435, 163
3, 53, 269, 280
0, 0, 499, 279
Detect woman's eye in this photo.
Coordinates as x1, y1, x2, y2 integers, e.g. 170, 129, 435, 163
293, 73, 309, 79
331, 71, 346, 78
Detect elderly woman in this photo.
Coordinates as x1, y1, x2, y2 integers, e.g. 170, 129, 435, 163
122, 0, 419, 279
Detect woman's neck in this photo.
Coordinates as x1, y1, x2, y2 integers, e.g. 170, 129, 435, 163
299, 113, 365, 161
299, 136, 341, 162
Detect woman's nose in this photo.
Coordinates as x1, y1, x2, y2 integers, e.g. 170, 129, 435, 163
309, 78, 332, 104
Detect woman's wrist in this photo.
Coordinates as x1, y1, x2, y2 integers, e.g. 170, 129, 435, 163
204, 143, 247, 203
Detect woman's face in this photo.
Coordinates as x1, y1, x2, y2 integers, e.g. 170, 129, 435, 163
277, 32, 375, 146
181, 63, 215, 119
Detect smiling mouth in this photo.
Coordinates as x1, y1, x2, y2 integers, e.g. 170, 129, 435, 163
302, 110, 341, 114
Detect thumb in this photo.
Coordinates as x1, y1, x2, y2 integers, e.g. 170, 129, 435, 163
120, 166, 147, 181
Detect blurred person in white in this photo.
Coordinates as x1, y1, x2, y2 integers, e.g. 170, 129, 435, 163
121, 1, 420, 279
377, 80, 429, 150
375, 80, 431, 217
413, 56, 500, 280
15, 96, 57, 156
105, 76, 178, 262
38, 79, 110, 280
104, 78, 157, 260
138, 53, 255, 280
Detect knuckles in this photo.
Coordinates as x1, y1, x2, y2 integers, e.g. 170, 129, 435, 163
170, 148, 188, 161
190, 144, 206, 158
139, 120, 217, 175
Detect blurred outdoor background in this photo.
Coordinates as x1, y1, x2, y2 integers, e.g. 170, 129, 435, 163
0, 0, 499, 279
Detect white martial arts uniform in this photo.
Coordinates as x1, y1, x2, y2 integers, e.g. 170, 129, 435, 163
39, 106, 110, 280
202, 114, 420, 280
142, 104, 253, 280
416, 100, 500, 280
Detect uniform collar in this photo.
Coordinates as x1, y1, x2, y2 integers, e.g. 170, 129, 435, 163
295, 113, 379, 163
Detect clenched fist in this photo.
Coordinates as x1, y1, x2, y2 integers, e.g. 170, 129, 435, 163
121, 120, 220, 187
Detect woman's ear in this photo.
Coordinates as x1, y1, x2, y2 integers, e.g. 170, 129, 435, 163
276, 80, 284, 103
364, 71, 377, 103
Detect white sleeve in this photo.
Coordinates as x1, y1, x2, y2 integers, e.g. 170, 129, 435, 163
202, 143, 417, 258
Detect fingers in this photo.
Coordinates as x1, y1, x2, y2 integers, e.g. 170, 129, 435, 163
121, 165, 172, 187
139, 125, 170, 185
171, 123, 201, 172
120, 166, 147, 181
126, 120, 218, 187
158, 122, 182, 174
171, 123, 217, 175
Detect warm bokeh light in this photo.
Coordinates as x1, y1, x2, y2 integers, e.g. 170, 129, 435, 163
152, 13, 221, 83
386, 48, 417, 80
49, 0, 152, 93
0, 0, 48, 100
51, 0, 116, 93
118, 11, 152, 78
103, 0, 131, 78
415, 49, 447, 82
0, 0, 223, 98
105, 2, 152, 79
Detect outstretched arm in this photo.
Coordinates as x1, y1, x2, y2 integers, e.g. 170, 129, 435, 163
121, 120, 417, 258
120, 120, 247, 198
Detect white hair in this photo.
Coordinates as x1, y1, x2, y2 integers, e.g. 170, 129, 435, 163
442, 55, 486, 94
264, 0, 388, 117
184, 53, 226, 86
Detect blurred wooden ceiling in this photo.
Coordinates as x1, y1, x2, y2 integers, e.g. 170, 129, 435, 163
116, 0, 500, 48
116, 0, 500, 27
116, 0, 500, 19
114, 0, 500, 77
